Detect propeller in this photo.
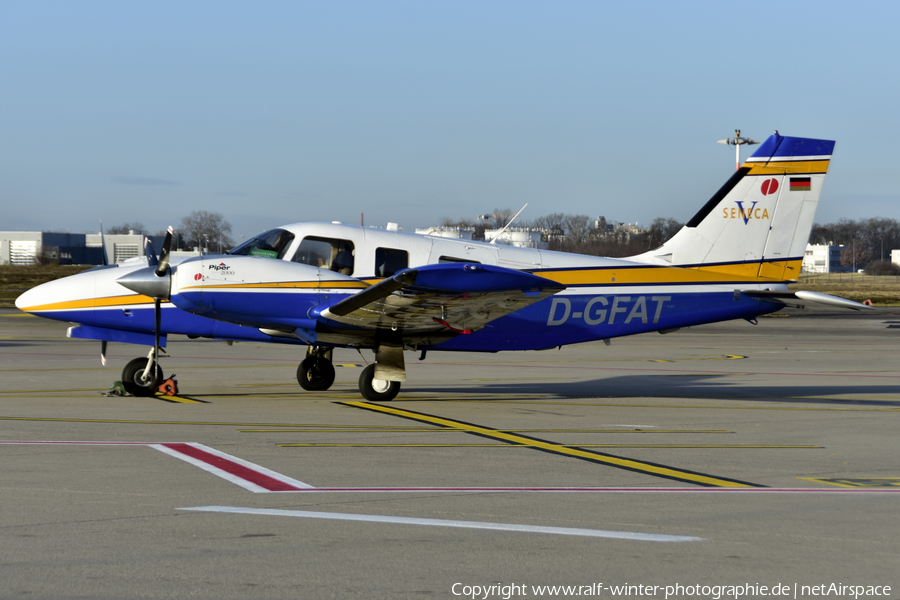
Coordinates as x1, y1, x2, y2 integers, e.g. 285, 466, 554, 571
116, 228, 174, 299
115, 227, 175, 391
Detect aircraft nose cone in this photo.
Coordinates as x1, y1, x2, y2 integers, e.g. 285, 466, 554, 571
117, 267, 171, 299
15, 285, 41, 312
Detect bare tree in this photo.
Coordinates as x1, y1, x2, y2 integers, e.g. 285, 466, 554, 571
106, 222, 147, 234
647, 217, 684, 249
561, 214, 593, 249
810, 217, 900, 269
179, 211, 234, 252
840, 242, 867, 270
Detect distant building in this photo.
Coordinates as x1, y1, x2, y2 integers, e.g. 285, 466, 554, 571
892, 249, 900, 267
483, 228, 548, 249
1, 230, 172, 266
802, 243, 851, 274
415, 226, 476, 240
0, 231, 102, 265
86, 232, 168, 264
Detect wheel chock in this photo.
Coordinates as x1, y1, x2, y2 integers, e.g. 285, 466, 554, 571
157, 376, 179, 396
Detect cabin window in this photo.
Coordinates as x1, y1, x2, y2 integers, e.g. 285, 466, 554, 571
292, 236, 355, 275
375, 248, 409, 277
438, 256, 480, 264
228, 228, 295, 259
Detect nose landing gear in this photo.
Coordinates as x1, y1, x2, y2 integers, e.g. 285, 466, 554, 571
121, 350, 163, 397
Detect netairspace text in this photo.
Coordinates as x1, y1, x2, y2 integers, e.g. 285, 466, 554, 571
450, 582, 893, 599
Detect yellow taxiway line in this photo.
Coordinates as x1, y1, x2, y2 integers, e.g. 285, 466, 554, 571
279, 443, 820, 449
340, 401, 762, 488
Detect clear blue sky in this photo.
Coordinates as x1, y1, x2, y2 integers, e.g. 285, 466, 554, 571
2, 1, 898, 240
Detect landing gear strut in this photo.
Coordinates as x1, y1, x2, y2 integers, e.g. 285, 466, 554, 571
297, 346, 336, 391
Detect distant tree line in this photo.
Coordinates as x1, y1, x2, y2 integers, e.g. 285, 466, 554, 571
441, 209, 684, 257
107, 211, 234, 253
810, 218, 900, 274
105, 209, 900, 273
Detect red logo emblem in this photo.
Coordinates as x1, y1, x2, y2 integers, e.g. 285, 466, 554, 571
761, 178, 779, 195
194, 273, 202, 281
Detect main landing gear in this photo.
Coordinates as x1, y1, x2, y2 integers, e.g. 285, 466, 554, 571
296, 344, 404, 402
297, 347, 336, 391
358, 364, 401, 402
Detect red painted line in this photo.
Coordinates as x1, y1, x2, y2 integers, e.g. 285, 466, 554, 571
160, 443, 304, 492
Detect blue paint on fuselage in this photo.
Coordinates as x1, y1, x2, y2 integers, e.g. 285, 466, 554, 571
47, 288, 777, 353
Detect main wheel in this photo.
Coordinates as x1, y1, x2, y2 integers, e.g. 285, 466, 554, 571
121, 357, 163, 397
297, 356, 336, 391
358, 364, 400, 401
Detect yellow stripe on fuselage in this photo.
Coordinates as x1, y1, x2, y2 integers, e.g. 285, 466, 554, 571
742, 159, 829, 175
19, 294, 159, 313
177, 280, 369, 292
534, 259, 802, 286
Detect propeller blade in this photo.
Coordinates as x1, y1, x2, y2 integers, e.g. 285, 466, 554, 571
99, 220, 110, 266
156, 227, 174, 277
145, 236, 159, 268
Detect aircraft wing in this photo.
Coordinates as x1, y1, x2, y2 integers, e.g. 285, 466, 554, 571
314, 263, 565, 335
741, 289, 874, 310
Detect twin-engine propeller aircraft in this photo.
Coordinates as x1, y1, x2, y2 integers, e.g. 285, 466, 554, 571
17, 133, 869, 401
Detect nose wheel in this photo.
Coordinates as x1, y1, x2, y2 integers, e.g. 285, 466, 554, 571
121, 357, 163, 397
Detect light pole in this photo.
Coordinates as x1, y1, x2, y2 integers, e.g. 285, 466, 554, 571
717, 129, 760, 171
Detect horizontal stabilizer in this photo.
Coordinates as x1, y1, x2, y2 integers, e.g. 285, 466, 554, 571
741, 290, 874, 311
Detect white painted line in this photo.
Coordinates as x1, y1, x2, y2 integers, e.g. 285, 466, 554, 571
150, 443, 314, 493
179, 505, 703, 542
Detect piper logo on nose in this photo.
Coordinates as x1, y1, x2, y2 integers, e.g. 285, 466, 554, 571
208, 262, 235, 275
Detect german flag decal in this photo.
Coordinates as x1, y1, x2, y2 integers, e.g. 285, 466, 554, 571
790, 177, 812, 191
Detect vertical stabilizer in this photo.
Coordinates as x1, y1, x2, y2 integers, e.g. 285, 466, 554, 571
633, 133, 835, 281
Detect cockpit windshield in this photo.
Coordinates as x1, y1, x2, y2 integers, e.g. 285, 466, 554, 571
227, 228, 295, 259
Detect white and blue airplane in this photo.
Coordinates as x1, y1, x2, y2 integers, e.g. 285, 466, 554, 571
16, 132, 868, 401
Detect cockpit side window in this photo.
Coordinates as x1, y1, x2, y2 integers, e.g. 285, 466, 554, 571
227, 228, 295, 259
292, 236, 355, 275
375, 248, 409, 277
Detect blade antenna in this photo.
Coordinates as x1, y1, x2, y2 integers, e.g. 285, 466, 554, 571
489, 203, 528, 245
